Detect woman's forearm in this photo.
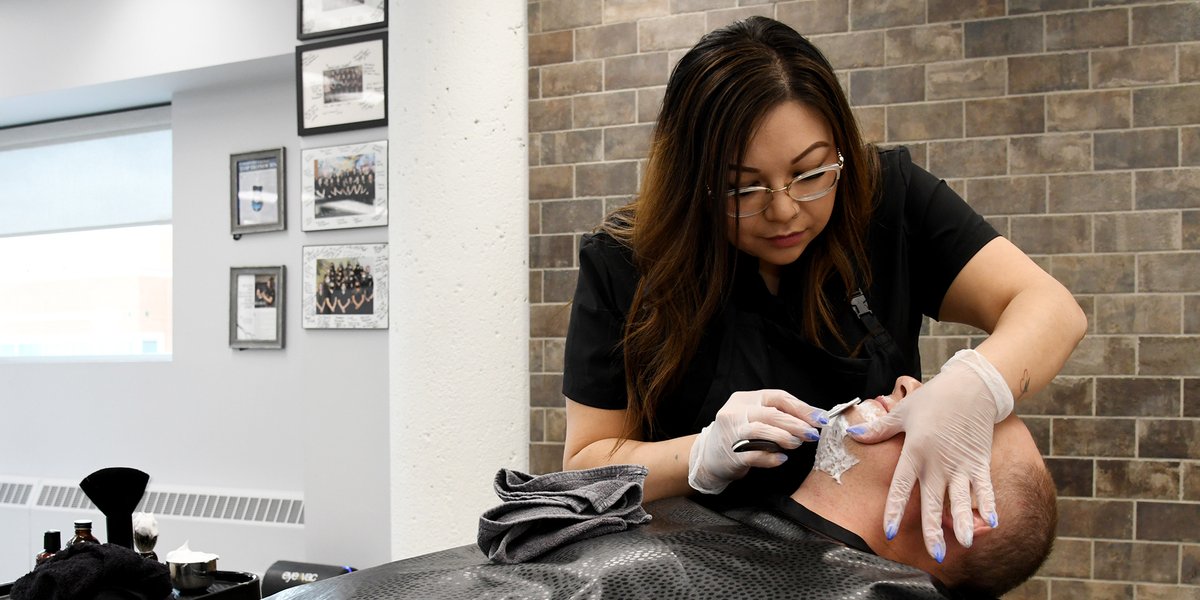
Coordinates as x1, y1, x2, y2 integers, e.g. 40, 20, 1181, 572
973, 279, 1087, 402
938, 237, 1088, 403
565, 435, 697, 502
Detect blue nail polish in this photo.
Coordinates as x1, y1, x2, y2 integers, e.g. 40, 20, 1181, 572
778, 454, 788, 463
988, 512, 999, 528
847, 425, 867, 436
814, 411, 829, 426
933, 543, 945, 564
804, 431, 821, 442
885, 521, 898, 540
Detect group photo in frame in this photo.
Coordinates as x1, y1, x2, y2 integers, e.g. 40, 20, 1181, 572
300, 140, 388, 231
230, 148, 286, 236
229, 266, 286, 349
297, 0, 386, 40
296, 31, 388, 136
302, 244, 388, 329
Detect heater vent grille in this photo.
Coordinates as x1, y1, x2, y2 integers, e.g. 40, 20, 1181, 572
32, 485, 304, 525
37, 485, 96, 510
0, 483, 32, 506
135, 491, 305, 525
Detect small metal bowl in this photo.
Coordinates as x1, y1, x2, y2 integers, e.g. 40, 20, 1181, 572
169, 559, 218, 594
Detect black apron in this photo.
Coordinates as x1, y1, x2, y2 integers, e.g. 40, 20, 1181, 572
692, 263, 912, 510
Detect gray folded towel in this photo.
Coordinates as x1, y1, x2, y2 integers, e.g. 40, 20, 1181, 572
478, 465, 653, 563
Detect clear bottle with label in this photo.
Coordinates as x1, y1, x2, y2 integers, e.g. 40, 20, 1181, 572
67, 520, 100, 546
35, 530, 60, 565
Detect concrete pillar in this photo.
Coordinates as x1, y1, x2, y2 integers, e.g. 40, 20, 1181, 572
387, 0, 529, 558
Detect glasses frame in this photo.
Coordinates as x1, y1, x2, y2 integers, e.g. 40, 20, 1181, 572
725, 150, 844, 218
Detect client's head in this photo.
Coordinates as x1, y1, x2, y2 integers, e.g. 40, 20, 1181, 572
810, 377, 1057, 597
938, 421, 1057, 597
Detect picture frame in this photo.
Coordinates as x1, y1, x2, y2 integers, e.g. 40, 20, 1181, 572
297, 0, 386, 40
302, 244, 388, 329
229, 266, 286, 349
230, 148, 286, 236
301, 140, 388, 231
296, 32, 387, 136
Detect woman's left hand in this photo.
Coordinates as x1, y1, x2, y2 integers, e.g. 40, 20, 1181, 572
848, 349, 1014, 563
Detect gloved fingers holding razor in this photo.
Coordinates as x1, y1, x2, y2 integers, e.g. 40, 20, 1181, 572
688, 389, 826, 495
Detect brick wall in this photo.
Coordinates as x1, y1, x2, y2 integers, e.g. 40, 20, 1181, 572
527, 1, 1200, 596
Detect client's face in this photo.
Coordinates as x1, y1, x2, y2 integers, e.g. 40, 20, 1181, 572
847, 376, 920, 429
842, 377, 1043, 472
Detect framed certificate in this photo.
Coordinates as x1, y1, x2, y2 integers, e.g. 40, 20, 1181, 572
230, 148, 286, 236
229, 266, 285, 349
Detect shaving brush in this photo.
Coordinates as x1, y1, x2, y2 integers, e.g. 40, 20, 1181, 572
133, 512, 159, 561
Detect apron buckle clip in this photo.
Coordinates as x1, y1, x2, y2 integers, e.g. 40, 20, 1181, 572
850, 289, 872, 318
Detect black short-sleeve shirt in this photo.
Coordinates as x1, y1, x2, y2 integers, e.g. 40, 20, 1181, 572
562, 147, 999, 503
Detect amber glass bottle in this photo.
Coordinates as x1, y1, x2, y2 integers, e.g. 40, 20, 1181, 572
67, 520, 100, 546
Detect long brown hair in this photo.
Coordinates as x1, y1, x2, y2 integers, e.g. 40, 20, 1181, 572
602, 16, 878, 438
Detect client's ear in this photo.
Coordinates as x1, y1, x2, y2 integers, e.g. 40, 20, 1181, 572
969, 510, 993, 538
940, 510, 994, 548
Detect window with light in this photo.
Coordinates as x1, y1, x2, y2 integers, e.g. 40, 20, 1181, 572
0, 107, 172, 360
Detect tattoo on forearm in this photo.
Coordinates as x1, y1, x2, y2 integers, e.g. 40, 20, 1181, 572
1018, 369, 1031, 400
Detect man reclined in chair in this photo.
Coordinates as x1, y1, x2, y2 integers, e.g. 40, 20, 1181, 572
734, 374, 1057, 598
268, 375, 1055, 600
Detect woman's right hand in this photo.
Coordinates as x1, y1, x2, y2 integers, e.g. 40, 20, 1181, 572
688, 389, 827, 494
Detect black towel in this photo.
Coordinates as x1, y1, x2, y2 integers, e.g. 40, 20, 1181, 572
477, 465, 653, 564
11, 543, 171, 600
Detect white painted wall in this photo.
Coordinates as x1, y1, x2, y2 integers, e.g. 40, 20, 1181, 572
0, 0, 295, 97
388, 0, 530, 558
0, 0, 390, 580
0, 63, 393, 579
0, 0, 299, 128
0, 0, 530, 577
172, 73, 393, 571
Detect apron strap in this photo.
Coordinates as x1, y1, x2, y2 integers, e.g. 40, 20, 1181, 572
850, 288, 897, 349
849, 287, 914, 395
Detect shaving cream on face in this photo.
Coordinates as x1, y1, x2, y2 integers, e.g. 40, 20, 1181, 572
812, 397, 891, 483
813, 414, 858, 483
855, 400, 887, 422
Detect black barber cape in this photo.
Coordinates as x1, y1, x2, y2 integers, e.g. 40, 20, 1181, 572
563, 146, 1000, 508
266, 497, 952, 600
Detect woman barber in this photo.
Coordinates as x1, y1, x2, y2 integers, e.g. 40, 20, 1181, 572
561, 16, 1085, 564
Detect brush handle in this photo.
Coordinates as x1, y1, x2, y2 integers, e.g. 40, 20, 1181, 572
107, 515, 134, 548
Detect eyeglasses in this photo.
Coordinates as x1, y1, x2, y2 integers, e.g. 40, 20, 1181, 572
724, 150, 844, 218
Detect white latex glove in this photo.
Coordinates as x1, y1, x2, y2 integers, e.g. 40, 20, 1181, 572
688, 389, 826, 494
848, 349, 1014, 562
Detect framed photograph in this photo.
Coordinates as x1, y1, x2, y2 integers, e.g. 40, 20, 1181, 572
230, 148, 286, 236
302, 244, 388, 329
229, 266, 285, 349
296, 32, 387, 136
301, 140, 388, 231
297, 0, 386, 40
